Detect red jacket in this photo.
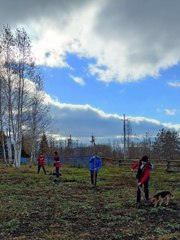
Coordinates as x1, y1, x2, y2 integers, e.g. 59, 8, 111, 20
54, 154, 61, 168
131, 160, 152, 184
37, 155, 45, 166
54, 154, 59, 161
55, 160, 61, 168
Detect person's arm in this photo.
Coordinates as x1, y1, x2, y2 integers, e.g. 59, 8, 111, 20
131, 161, 139, 170
89, 156, 95, 163
139, 168, 150, 185
96, 159, 102, 171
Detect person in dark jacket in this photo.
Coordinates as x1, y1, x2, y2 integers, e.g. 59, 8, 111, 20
89, 152, 102, 186
53, 151, 61, 177
37, 154, 46, 174
131, 155, 153, 206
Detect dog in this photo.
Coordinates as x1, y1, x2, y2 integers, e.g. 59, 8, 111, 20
151, 191, 173, 207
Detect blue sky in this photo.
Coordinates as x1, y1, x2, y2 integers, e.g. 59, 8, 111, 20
1, 0, 180, 144
43, 54, 180, 123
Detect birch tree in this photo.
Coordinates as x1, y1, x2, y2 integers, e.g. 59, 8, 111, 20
0, 25, 49, 168
28, 72, 50, 165
0, 26, 14, 164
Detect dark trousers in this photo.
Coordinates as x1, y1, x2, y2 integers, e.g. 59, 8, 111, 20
38, 165, 46, 174
90, 170, 97, 186
137, 179, 149, 202
56, 167, 60, 177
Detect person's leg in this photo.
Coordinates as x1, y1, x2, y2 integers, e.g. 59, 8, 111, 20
56, 167, 60, 177
135, 187, 141, 208
137, 187, 141, 203
38, 165, 41, 173
90, 171, 94, 184
144, 180, 149, 201
94, 172, 97, 186
42, 166, 46, 175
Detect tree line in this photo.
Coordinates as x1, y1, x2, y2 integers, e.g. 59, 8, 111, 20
20, 128, 180, 163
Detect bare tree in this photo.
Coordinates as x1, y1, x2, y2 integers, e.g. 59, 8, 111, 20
0, 26, 15, 164
0, 25, 50, 168
28, 73, 50, 164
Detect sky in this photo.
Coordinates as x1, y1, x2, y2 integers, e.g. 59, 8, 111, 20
1, 0, 180, 144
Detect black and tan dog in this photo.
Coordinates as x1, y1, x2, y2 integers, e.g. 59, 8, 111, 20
151, 191, 173, 207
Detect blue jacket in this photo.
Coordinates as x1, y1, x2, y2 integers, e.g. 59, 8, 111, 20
89, 156, 102, 172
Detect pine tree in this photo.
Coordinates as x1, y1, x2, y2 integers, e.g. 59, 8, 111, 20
39, 132, 49, 155
153, 128, 180, 160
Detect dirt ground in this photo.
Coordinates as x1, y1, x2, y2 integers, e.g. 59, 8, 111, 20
0, 165, 179, 240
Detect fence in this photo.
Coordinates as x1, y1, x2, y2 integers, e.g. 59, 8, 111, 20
111, 158, 180, 172
2, 157, 180, 172
47, 155, 91, 168
20, 155, 92, 168
110, 158, 166, 167
119, 159, 167, 168
166, 160, 180, 172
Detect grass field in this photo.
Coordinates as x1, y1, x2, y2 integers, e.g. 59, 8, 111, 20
0, 164, 179, 240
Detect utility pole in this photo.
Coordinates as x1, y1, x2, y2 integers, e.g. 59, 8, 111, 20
67, 134, 72, 148
122, 114, 128, 160
90, 133, 95, 147
126, 120, 132, 158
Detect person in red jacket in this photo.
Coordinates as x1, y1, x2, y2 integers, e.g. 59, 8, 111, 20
131, 155, 153, 206
37, 153, 46, 174
53, 151, 61, 177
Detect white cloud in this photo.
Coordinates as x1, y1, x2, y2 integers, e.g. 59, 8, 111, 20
164, 109, 176, 116
167, 81, 180, 88
1, 0, 180, 82
42, 93, 180, 141
69, 74, 85, 86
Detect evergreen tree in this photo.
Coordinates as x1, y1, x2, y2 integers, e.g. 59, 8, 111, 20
153, 128, 180, 160
39, 132, 49, 155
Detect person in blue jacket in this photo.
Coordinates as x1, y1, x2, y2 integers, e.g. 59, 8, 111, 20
89, 152, 102, 186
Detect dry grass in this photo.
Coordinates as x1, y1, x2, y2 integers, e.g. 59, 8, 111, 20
0, 164, 179, 240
